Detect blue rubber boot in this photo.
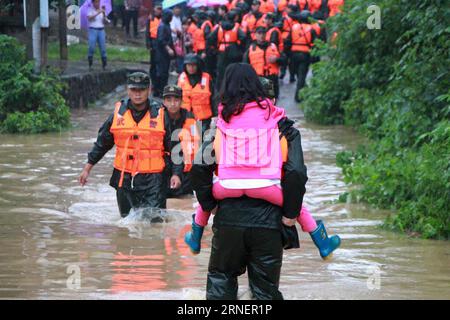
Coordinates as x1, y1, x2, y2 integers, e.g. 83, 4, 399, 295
184, 214, 204, 255
309, 220, 341, 260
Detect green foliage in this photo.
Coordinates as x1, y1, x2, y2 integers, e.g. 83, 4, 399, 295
0, 35, 70, 134
301, 0, 450, 239
48, 42, 150, 63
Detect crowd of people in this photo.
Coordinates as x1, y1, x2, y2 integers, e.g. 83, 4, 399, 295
80, 0, 344, 300
146, 0, 343, 101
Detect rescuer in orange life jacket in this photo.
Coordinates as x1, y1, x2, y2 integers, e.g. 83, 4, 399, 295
177, 53, 217, 135
207, 10, 247, 90
161, 84, 199, 198
285, 9, 317, 102
243, 26, 286, 99
145, 3, 162, 97
78, 72, 184, 218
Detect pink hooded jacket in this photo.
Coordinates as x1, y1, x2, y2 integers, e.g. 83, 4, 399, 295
215, 98, 286, 180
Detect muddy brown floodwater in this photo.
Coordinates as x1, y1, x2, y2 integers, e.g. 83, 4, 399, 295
0, 79, 449, 299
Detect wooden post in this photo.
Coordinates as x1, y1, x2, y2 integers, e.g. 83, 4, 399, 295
41, 25, 48, 68
59, 0, 68, 61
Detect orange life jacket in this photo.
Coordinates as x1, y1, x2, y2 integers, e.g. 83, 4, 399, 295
291, 23, 313, 52
177, 72, 213, 121
248, 43, 280, 76
193, 20, 213, 53
242, 12, 265, 39
266, 26, 284, 52
307, 0, 323, 13
187, 22, 198, 38
227, 0, 241, 11
282, 15, 294, 40
328, 0, 344, 17
260, 0, 276, 14
217, 23, 240, 52
178, 117, 200, 172
148, 16, 160, 39
110, 102, 166, 188
278, 0, 308, 12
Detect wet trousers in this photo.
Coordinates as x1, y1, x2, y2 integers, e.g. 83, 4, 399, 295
291, 52, 311, 99
207, 226, 284, 300
116, 187, 167, 218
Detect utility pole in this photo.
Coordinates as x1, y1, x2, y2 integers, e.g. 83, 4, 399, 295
59, 0, 68, 61
40, 0, 49, 70
25, 0, 49, 73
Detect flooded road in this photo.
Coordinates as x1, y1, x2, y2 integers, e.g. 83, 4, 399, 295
0, 79, 449, 300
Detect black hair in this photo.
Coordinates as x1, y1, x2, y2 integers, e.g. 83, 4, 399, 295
219, 63, 269, 123
219, 5, 228, 13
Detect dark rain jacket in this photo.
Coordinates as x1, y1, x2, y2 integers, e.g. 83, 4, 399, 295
207, 20, 247, 61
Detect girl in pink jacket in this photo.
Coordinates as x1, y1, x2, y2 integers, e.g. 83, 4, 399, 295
185, 76, 341, 259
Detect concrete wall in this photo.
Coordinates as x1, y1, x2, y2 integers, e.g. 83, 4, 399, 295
61, 68, 128, 109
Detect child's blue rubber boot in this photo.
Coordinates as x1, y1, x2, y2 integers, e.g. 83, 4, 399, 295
309, 220, 341, 260
184, 214, 204, 255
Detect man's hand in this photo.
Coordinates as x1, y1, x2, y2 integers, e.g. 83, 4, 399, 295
78, 163, 93, 187
201, 52, 207, 59
167, 48, 175, 57
282, 216, 296, 227
170, 175, 181, 189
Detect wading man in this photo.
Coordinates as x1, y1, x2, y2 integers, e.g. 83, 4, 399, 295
162, 84, 199, 197
78, 72, 183, 217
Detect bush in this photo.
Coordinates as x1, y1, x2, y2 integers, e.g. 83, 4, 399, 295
0, 35, 70, 134
301, 0, 450, 239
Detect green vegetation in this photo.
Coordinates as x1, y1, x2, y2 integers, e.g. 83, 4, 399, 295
0, 35, 70, 134
48, 42, 149, 63
300, 0, 450, 239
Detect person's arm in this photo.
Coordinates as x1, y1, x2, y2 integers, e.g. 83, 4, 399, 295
279, 117, 308, 219
276, 52, 287, 66
209, 78, 217, 117
87, 9, 101, 21
145, 17, 151, 48
284, 30, 292, 51
165, 26, 175, 55
79, 113, 115, 186
204, 24, 212, 38
157, 24, 174, 55
270, 29, 280, 47
189, 133, 218, 212
322, 0, 330, 20
237, 28, 247, 50
207, 27, 219, 48
163, 108, 184, 187
242, 47, 250, 63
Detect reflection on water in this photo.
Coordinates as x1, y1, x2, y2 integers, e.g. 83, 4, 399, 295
0, 83, 449, 300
